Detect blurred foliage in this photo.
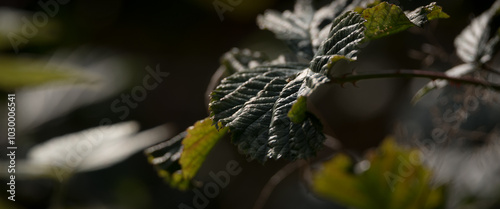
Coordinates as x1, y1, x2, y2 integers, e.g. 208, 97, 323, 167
412, 0, 500, 103
0, 56, 95, 91
313, 138, 446, 209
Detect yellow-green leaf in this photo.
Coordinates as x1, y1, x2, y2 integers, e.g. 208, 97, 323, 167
313, 137, 446, 209
180, 118, 228, 180
145, 118, 228, 190
362, 2, 448, 41
362, 2, 414, 40
288, 96, 308, 124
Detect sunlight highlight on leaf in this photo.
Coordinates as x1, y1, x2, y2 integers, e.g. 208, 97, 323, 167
145, 118, 228, 190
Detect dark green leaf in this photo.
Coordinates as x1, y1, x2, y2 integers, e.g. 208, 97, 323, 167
210, 65, 325, 162
310, 12, 365, 73
257, 0, 370, 60
210, 1, 450, 162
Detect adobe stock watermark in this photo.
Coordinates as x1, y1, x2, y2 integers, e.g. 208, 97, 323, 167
213, 0, 243, 21
8, 0, 69, 53
178, 160, 243, 209
50, 64, 168, 181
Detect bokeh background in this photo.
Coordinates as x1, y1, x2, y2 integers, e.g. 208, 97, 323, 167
0, 0, 499, 208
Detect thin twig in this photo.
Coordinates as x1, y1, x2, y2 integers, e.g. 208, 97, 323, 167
330, 69, 500, 91
252, 160, 308, 209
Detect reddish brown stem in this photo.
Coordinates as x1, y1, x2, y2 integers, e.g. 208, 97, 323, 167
330, 69, 500, 91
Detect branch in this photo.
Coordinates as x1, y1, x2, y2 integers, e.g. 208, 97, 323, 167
330, 69, 500, 91
481, 64, 500, 76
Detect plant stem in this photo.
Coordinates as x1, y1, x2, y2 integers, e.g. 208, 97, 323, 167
330, 69, 500, 91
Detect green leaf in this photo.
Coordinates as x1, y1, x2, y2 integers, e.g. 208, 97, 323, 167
423, 3, 450, 20
210, 1, 450, 162
362, 2, 414, 40
180, 118, 228, 181
210, 65, 326, 162
362, 2, 448, 40
313, 138, 446, 209
310, 12, 365, 73
0, 57, 94, 91
405, 2, 449, 27
145, 118, 227, 190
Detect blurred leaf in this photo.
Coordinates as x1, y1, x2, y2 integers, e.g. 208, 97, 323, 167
411, 63, 475, 104
146, 118, 227, 190
362, 2, 448, 40
16, 47, 132, 131
413, 0, 500, 103
0, 56, 94, 91
0, 8, 61, 52
5, 122, 172, 180
313, 138, 446, 209
455, 0, 500, 64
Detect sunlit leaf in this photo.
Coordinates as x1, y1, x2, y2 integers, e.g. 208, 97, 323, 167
362, 2, 448, 40
145, 118, 228, 190
16, 48, 132, 131
3, 122, 172, 181
180, 118, 228, 182
455, 0, 500, 64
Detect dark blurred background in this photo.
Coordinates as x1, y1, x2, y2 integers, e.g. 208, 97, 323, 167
0, 0, 498, 208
